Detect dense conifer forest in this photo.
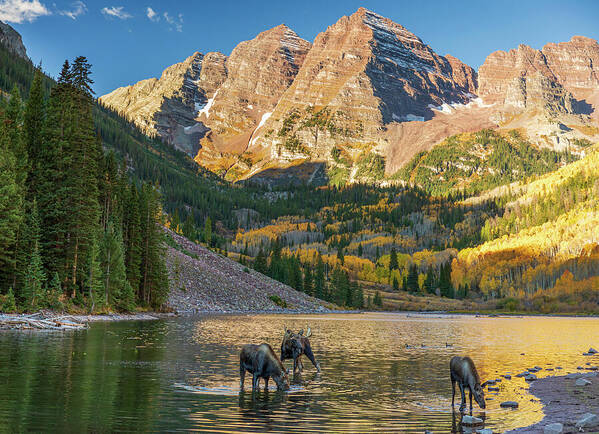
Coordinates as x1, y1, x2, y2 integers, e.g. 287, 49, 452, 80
0, 57, 168, 312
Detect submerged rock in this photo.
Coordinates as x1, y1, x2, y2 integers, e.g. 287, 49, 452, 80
500, 401, 519, 408
461, 415, 484, 426
543, 422, 563, 434
488, 386, 500, 392
525, 374, 537, 381
588, 347, 598, 354
575, 378, 592, 386
575, 413, 598, 428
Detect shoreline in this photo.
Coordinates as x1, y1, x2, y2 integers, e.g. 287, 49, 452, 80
508, 372, 599, 433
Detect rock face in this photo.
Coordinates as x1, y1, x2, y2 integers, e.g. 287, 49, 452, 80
478, 36, 599, 150
195, 24, 311, 173
99, 52, 227, 156
100, 9, 599, 183
478, 36, 599, 115
0, 21, 27, 59
247, 8, 477, 171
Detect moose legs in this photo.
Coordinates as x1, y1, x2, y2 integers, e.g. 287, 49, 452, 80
304, 345, 321, 372
240, 366, 246, 389
293, 355, 304, 374
459, 382, 466, 412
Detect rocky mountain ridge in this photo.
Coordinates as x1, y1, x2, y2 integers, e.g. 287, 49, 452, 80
0, 21, 27, 59
99, 9, 599, 183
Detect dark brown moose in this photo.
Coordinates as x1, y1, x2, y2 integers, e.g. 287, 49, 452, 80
240, 343, 290, 392
281, 326, 321, 374
450, 356, 487, 412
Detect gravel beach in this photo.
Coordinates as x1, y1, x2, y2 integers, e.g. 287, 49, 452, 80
508, 372, 599, 433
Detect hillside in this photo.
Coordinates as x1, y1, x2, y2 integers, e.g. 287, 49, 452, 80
166, 230, 330, 313
452, 145, 599, 311
394, 129, 581, 195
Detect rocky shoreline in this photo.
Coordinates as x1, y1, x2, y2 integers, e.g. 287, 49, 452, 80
508, 372, 599, 433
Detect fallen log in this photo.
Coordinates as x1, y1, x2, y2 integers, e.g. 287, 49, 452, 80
0, 314, 88, 330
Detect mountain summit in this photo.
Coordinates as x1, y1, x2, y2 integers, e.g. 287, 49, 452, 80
100, 9, 599, 183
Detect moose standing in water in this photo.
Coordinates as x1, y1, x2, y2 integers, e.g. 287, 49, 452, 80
240, 343, 290, 392
281, 326, 321, 374
450, 356, 487, 412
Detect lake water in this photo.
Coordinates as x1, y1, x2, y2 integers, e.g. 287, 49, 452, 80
1, 313, 598, 432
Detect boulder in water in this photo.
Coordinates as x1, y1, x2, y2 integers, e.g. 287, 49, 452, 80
543, 422, 563, 434
575, 413, 598, 429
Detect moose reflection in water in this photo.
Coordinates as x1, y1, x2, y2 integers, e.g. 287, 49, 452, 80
281, 326, 321, 374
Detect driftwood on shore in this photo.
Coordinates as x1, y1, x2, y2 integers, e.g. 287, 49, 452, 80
0, 313, 87, 330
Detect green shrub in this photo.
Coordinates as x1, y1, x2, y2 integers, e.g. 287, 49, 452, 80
269, 295, 287, 308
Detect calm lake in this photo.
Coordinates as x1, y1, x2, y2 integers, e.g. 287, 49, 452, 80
1, 313, 598, 432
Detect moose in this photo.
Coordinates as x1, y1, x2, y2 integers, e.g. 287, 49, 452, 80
450, 356, 487, 412
240, 343, 290, 392
281, 326, 321, 374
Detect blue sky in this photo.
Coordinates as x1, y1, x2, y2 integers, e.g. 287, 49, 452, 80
3, 0, 599, 96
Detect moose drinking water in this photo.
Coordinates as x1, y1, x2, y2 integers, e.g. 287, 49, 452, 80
240, 343, 290, 392
450, 356, 487, 412
281, 326, 321, 374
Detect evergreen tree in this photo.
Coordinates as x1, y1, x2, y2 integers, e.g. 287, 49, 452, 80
373, 290, 383, 308
64, 56, 100, 295
24, 67, 45, 196
37, 60, 73, 282
389, 247, 399, 270
204, 216, 212, 245
123, 184, 142, 292
423, 266, 436, 294
86, 232, 104, 312
392, 276, 399, 291
439, 262, 453, 298
253, 248, 268, 274
0, 143, 23, 289
314, 253, 325, 300
100, 221, 127, 307
303, 265, 313, 296
3, 287, 17, 312
139, 184, 169, 308
23, 241, 46, 310
406, 264, 419, 293
47, 272, 63, 310
354, 283, 364, 309
13, 199, 41, 294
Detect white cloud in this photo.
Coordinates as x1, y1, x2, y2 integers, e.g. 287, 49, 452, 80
101, 5, 131, 19
163, 10, 182, 32
60, 0, 86, 20
0, 0, 50, 23
146, 6, 158, 21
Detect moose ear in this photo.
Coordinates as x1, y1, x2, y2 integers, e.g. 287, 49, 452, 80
480, 381, 488, 388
